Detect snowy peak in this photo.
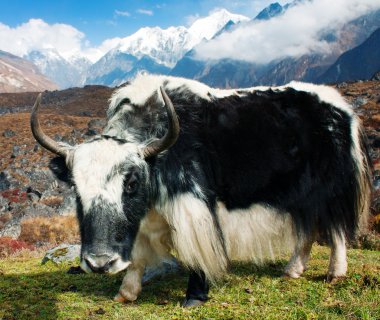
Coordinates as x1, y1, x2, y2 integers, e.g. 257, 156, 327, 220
111, 9, 249, 68
189, 8, 249, 41
116, 26, 193, 67
25, 48, 91, 89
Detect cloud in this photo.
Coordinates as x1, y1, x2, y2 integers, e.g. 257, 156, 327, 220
194, 0, 380, 64
115, 10, 131, 17
0, 19, 85, 60
185, 14, 200, 27
0, 18, 118, 63
137, 9, 154, 16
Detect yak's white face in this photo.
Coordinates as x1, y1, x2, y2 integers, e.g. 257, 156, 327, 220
72, 139, 143, 212
70, 137, 150, 274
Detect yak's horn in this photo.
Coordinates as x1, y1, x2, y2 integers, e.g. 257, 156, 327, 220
142, 87, 180, 158
30, 93, 69, 158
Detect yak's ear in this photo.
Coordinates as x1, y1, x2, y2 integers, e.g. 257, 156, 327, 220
49, 156, 71, 183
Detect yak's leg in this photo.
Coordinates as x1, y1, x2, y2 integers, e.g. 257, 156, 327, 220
182, 270, 209, 307
284, 234, 314, 278
114, 262, 145, 302
327, 230, 347, 283
115, 210, 172, 303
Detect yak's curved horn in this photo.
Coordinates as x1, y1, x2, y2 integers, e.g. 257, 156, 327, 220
142, 87, 180, 158
30, 93, 69, 158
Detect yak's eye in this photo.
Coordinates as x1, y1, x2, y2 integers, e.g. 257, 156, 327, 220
125, 173, 139, 194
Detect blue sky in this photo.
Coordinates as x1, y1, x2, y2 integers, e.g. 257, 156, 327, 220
0, 0, 377, 64
0, 0, 286, 45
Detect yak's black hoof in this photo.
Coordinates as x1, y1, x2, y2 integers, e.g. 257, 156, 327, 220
181, 298, 206, 307
67, 266, 85, 274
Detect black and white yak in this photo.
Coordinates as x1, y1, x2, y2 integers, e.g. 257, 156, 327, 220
31, 74, 371, 307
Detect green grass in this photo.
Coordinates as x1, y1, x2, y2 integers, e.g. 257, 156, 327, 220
0, 245, 379, 320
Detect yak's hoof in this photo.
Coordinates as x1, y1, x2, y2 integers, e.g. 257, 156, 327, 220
114, 291, 137, 303
67, 266, 85, 274
327, 274, 346, 284
181, 298, 206, 307
282, 272, 301, 279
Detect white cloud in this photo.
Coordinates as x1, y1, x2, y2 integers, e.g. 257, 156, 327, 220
185, 14, 200, 27
82, 37, 123, 62
0, 19, 85, 60
0, 18, 121, 63
137, 9, 154, 16
194, 0, 380, 64
115, 10, 131, 17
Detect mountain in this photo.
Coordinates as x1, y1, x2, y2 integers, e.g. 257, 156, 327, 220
318, 28, 380, 83
25, 49, 91, 89
86, 53, 170, 87
254, 2, 285, 20
0, 50, 58, 93
172, 4, 380, 88
84, 9, 249, 86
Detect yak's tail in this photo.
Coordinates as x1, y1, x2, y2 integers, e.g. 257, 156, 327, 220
351, 117, 372, 237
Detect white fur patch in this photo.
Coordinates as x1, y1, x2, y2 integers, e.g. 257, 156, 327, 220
72, 139, 143, 212
328, 230, 347, 278
158, 193, 228, 281
216, 202, 296, 263
154, 193, 296, 281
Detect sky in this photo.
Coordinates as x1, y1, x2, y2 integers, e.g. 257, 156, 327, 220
0, 0, 286, 46
0, 0, 379, 64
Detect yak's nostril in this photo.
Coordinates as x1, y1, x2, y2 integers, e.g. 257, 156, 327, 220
84, 254, 117, 273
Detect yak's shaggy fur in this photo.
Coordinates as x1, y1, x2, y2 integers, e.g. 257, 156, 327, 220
99, 74, 371, 282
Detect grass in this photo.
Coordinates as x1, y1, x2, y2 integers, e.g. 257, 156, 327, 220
0, 245, 379, 320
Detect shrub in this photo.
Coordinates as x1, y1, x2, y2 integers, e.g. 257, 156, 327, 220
0, 237, 35, 257
18, 215, 80, 246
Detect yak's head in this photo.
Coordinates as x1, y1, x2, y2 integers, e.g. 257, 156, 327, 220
31, 87, 178, 274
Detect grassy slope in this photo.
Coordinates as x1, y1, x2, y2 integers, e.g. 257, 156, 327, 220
0, 246, 379, 320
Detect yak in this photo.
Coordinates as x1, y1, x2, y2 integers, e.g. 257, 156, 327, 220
31, 74, 371, 307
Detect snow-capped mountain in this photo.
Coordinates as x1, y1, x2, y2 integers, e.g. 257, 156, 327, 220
188, 8, 249, 45
103, 9, 249, 68
84, 9, 249, 86
0, 50, 58, 93
25, 49, 91, 89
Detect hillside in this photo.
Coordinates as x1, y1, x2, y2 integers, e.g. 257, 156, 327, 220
319, 28, 380, 83
0, 50, 58, 93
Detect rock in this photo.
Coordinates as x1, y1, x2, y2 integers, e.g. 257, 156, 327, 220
88, 119, 106, 129
3, 129, 15, 137
352, 96, 368, 108
85, 129, 98, 136
42, 244, 81, 264
57, 193, 76, 215
371, 70, 380, 81
0, 196, 9, 213
11, 145, 22, 158
0, 172, 11, 191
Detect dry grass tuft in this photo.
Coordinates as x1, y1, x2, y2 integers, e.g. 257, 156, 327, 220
18, 215, 80, 246
0, 237, 35, 258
